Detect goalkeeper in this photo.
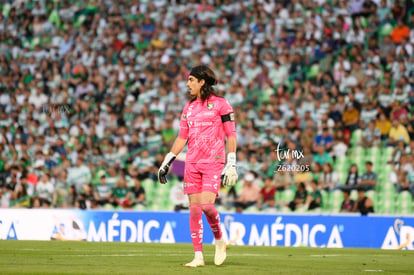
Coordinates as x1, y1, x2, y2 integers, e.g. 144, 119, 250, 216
158, 65, 238, 267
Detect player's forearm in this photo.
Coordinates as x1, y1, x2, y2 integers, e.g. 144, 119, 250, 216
226, 135, 237, 154
170, 137, 188, 156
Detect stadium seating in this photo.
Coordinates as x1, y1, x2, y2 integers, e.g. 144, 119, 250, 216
1, 0, 413, 216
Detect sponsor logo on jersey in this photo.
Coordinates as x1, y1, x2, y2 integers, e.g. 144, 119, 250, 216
188, 121, 213, 128
196, 111, 215, 117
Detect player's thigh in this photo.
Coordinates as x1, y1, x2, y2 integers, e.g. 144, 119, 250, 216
188, 191, 217, 204
184, 162, 202, 196
200, 162, 224, 197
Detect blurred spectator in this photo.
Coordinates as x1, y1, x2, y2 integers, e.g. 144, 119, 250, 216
44, 150, 57, 171
307, 180, 322, 210
132, 149, 156, 180
377, 0, 391, 23
376, 113, 392, 141
342, 103, 360, 132
391, 140, 406, 166
314, 128, 333, 151
361, 120, 381, 147
77, 184, 95, 210
390, 102, 409, 122
0, 181, 12, 208
343, 164, 360, 191
320, 163, 340, 192
257, 176, 276, 211
340, 70, 358, 94
273, 169, 291, 191
395, 170, 413, 195
111, 176, 129, 208
14, 177, 31, 208
288, 182, 308, 212
293, 170, 313, 186
128, 133, 142, 154
360, 102, 378, 125
234, 173, 260, 213
52, 169, 68, 208
67, 157, 91, 193
358, 161, 377, 191
408, 117, 414, 141
30, 197, 42, 209
312, 163, 323, 183
68, 185, 77, 208
330, 131, 348, 161
353, 187, 374, 215
126, 177, 146, 207
170, 180, 189, 212
146, 128, 163, 155
400, 153, 413, 175
36, 173, 54, 207
247, 153, 264, 177
388, 119, 410, 145
298, 146, 313, 167
236, 151, 250, 178
340, 190, 355, 213
313, 145, 333, 166
93, 175, 113, 208
390, 19, 410, 44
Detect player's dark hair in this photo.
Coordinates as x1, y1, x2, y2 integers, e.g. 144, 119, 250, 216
188, 65, 218, 103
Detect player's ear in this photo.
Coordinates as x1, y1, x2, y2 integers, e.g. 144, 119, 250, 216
198, 79, 205, 86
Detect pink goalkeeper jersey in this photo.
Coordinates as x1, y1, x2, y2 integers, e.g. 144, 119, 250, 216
178, 95, 236, 164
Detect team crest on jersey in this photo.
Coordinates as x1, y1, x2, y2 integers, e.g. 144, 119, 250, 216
207, 102, 214, 110
182, 114, 187, 120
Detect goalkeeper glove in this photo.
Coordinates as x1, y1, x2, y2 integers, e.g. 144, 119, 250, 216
221, 152, 238, 187
158, 152, 176, 184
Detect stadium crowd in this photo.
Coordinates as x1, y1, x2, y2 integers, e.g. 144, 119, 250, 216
0, 0, 413, 214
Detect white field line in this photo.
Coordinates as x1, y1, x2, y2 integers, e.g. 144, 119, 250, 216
59, 253, 276, 257
0, 248, 145, 252
310, 254, 353, 257
0, 248, 394, 258
0, 248, 275, 257
310, 254, 390, 257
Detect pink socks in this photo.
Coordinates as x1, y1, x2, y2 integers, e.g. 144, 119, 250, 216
189, 204, 203, 252
189, 203, 223, 252
201, 203, 222, 240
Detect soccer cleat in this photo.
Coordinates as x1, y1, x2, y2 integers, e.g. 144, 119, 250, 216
214, 238, 227, 266
184, 257, 205, 267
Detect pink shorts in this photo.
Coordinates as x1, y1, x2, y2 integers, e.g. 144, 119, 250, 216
183, 162, 225, 196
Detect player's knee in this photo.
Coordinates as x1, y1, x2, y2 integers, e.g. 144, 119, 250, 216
190, 204, 202, 217
200, 203, 217, 216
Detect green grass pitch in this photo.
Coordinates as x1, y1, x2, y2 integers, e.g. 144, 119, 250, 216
0, 241, 412, 274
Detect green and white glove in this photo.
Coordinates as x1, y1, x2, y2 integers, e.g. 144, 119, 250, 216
158, 152, 176, 184
221, 152, 238, 187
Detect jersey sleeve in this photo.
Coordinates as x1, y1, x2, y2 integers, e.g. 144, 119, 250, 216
178, 102, 189, 139
219, 98, 236, 138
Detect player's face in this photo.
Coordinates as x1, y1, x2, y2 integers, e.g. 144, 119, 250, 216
186, 76, 204, 97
